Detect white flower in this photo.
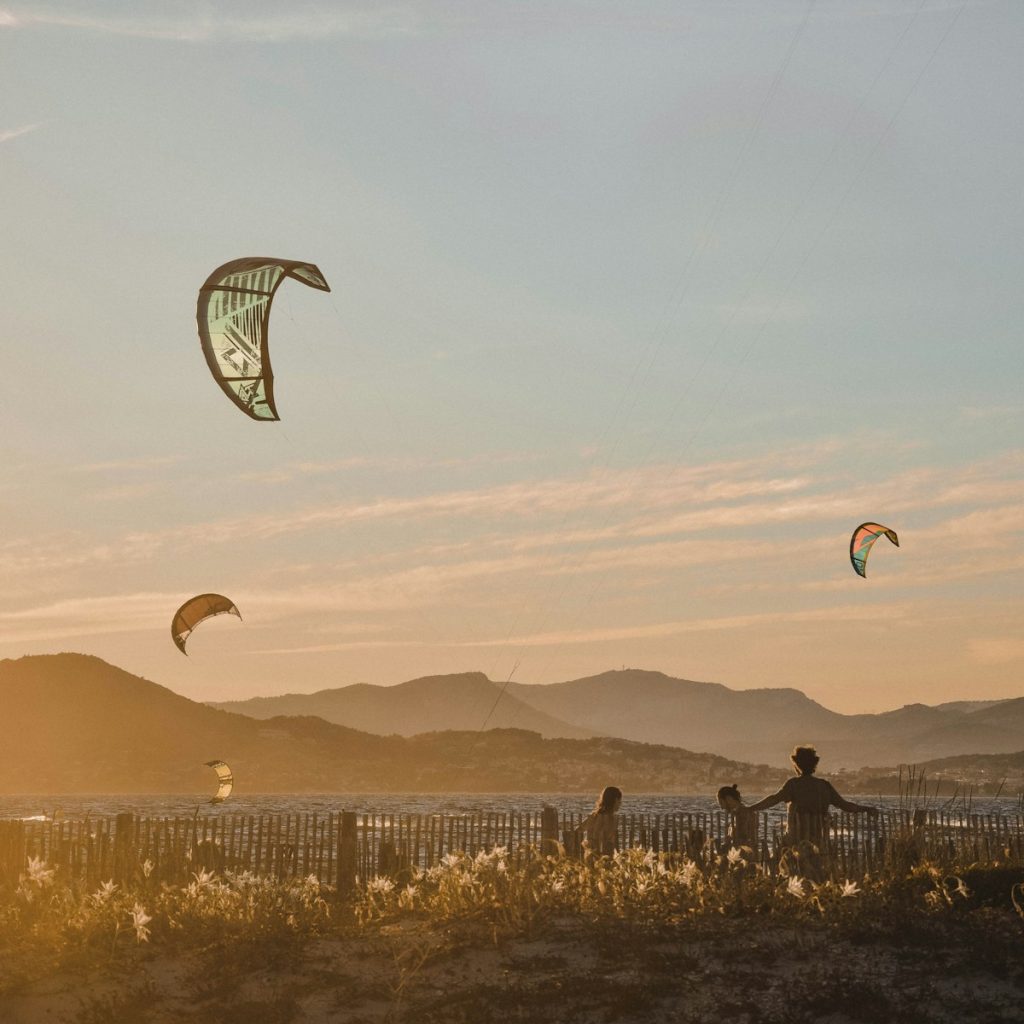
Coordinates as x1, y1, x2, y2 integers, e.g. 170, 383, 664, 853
398, 884, 418, 908
550, 879, 565, 893
727, 847, 744, 866
131, 903, 152, 943
368, 876, 394, 895
786, 876, 806, 898
142, 859, 154, 878
681, 862, 699, 887
92, 880, 118, 904
192, 868, 216, 887
840, 880, 860, 898
441, 853, 462, 869
496, 859, 507, 875
26, 856, 54, 887
634, 879, 651, 895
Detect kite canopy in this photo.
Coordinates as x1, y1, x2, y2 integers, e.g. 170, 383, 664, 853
849, 522, 899, 578
171, 594, 241, 654
197, 257, 330, 421
205, 760, 234, 803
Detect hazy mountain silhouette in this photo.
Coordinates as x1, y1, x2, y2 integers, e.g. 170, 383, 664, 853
216, 667, 1024, 769
211, 672, 594, 739
507, 670, 842, 765
510, 670, 1024, 767
0, 655, 787, 794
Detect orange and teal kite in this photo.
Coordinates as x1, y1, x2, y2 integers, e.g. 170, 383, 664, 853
849, 523, 899, 578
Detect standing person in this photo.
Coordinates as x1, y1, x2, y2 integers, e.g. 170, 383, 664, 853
576, 785, 622, 857
717, 784, 758, 850
747, 745, 876, 847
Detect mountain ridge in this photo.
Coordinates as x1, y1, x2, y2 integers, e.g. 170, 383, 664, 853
0, 654, 785, 795
212, 670, 596, 739
212, 666, 1024, 769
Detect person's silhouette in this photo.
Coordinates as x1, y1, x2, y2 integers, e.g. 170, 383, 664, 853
747, 746, 876, 846
575, 785, 622, 857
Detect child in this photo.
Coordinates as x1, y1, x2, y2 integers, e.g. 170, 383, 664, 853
717, 783, 758, 850
746, 746, 876, 846
576, 785, 622, 857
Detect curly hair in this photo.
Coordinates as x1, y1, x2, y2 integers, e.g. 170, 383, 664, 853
791, 745, 820, 775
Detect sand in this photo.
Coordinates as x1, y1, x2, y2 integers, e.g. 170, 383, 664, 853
2, 911, 1022, 1024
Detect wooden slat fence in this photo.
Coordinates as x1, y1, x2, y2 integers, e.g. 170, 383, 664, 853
1, 807, 1021, 890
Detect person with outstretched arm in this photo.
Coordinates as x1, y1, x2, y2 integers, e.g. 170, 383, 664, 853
747, 745, 877, 846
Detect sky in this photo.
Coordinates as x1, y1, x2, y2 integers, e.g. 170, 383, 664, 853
1, 0, 1022, 713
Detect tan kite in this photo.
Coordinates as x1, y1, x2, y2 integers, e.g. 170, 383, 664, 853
171, 594, 241, 654
204, 760, 234, 803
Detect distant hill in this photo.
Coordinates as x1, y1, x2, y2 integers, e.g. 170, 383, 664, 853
838, 749, 1024, 797
511, 670, 1024, 768
211, 672, 594, 739
0, 654, 785, 795
507, 670, 842, 765
215, 667, 1024, 769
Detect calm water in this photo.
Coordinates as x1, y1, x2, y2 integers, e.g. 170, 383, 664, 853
1, 793, 1019, 822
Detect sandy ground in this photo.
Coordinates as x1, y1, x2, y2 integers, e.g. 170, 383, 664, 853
1, 913, 1022, 1024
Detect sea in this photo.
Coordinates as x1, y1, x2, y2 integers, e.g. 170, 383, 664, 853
1, 793, 1018, 822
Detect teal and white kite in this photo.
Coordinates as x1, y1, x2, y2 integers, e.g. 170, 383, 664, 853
197, 257, 330, 421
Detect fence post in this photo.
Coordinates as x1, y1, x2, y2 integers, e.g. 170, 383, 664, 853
0, 821, 26, 885
540, 805, 559, 856
113, 813, 135, 883
338, 811, 357, 897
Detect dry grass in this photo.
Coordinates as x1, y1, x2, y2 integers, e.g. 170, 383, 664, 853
0, 845, 1022, 1023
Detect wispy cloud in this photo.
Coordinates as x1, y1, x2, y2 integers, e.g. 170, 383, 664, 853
455, 603, 918, 649
234, 450, 545, 485
0, 122, 42, 143
2, 3, 418, 42
0, 533, 160, 576
76, 455, 184, 474
250, 639, 428, 655
169, 452, 838, 547
247, 603, 920, 656
84, 481, 168, 503
8, 441, 1024, 587
0, 591, 177, 644
968, 637, 1024, 666
958, 404, 1021, 421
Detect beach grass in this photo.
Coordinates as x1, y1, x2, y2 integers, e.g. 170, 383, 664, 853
1, 846, 1022, 1022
